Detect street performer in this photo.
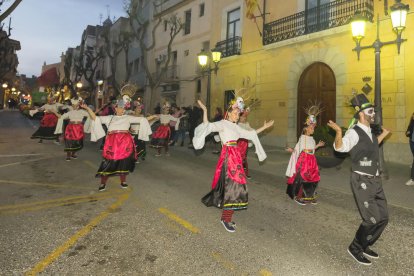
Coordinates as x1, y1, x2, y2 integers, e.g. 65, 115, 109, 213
82, 94, 153, 191
53, 98, 91, 161
30, 95, 63, 144
193, 94, 273, 233
327, 93, 390, 266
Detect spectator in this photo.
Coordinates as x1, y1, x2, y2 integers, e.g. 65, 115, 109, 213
406, 112, 414, 186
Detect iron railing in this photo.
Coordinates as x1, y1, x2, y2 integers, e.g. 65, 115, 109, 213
263, 0, 374, 45
152, 65, 179, 83
215, 36, 242, 58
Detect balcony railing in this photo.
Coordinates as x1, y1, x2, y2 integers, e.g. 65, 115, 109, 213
215, 36, 242, 58
263, 0, 374, 45
154, 0, 185, 15
152, 65, 180, 83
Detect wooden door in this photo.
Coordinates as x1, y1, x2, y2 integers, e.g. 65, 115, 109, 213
297, 62, 336, 137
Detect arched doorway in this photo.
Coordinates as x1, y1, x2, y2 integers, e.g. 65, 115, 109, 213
297, 62, 336, 137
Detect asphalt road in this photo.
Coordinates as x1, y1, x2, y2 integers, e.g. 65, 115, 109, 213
0, 110, 413, 275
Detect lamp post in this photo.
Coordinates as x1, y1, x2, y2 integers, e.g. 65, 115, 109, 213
197, 49, 221, 118
351, 0, 409, 179
1, 83, 8, 109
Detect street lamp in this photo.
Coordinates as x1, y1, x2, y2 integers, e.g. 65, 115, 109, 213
197, 49, 221, 118
351, 0, 409, 179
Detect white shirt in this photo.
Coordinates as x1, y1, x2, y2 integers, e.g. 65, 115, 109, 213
41, 103, 63, 113
60, 109, 89, 121
157, 114, 178, 124
99, 115, 146, 132
286, 135, 316, 177
193, 120, 267, 161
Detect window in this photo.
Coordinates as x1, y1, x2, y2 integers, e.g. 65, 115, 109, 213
184, 49, 189, 56
199, 3, 205, 17
197, 79, 201, 93
305, 0, 330, 33
227, 8, 241, 39
202, 41, 210, 52
134, 58, 140, 72
184, 9, 191, 35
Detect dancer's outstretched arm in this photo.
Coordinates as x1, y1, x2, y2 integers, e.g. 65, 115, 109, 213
197, 100, 209, 124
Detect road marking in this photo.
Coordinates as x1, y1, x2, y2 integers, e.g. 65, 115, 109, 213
83, 160, 97, 169
25, 192, 130, 276
158, 208, 200, 234
0, 153, 45, 157
0, 190, 125, 213
0, 156, 58, 168
211, 252, 237, 272
259, 269, 273, 275
0, 179, 92, 190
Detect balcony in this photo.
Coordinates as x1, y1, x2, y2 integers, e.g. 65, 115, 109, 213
263, 0, 374, 45
215, 36, 242, 58
154, 0, 185, 15
152, 65, 180, 84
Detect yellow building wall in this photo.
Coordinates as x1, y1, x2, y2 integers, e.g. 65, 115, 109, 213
209, 0, 413, 163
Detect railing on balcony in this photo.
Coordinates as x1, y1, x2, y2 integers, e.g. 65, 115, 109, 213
263, 0, 374, 45
215, 36, 242, 58
154, 0, 185, 15
152, 65, 180, 83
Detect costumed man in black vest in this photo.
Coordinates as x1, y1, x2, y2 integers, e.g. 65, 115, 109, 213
327, 93, 390, 266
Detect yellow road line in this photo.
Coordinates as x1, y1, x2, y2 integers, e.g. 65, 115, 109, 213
0, 190, 125, 211
25, 192, 130, 276
158, 208, 200, 234
0, 156, 57, 168
83, 160, 96, 169
259, 269, 273, 276
0, 179, 92, 190
211, 252, 237, 271
0, 193, 117, 215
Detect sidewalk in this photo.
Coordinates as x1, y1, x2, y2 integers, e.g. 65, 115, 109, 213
176, 142, 414, 211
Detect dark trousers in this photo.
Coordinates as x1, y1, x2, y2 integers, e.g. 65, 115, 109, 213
349, 172, 389, 254
410, 141, 414, 180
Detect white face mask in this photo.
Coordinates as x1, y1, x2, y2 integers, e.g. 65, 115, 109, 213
363, 107, 375, 116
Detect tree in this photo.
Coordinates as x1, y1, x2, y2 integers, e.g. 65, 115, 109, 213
0, 21, 18, 81
125, 0, 183, 109
100, 20, 134, 94
73, 45, 104, 101
0, 0, 23, 23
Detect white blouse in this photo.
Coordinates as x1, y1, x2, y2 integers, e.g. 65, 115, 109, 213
157, 114, 178, 124
54, 109, 90, 135
60, 109, 89, 121
285, 135, 316, 177
41, 103, 63, 113
90, 115, 152, 142
193, 120, 267, 161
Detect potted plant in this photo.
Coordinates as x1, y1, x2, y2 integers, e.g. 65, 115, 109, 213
313, 125, 349, 168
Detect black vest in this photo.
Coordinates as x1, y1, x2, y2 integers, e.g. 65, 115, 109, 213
350, 125, 379, 175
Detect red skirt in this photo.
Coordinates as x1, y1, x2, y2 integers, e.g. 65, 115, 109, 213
103, 132, 135, 160
65, 124, 84, 141
40, 113, 58, 127
287, 152, 320, 184
201, 142, 248, 210
152, 125, 170, 139
212, 143, 246, 189
64, 124, 84, 152
237, 138, 248, 160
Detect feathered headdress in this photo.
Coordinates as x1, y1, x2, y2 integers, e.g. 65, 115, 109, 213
70, 97, 83, 106
120, 83, 138, 98
303, 100, 323, 126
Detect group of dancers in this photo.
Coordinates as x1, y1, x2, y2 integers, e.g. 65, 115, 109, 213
29, 87, 390, 266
